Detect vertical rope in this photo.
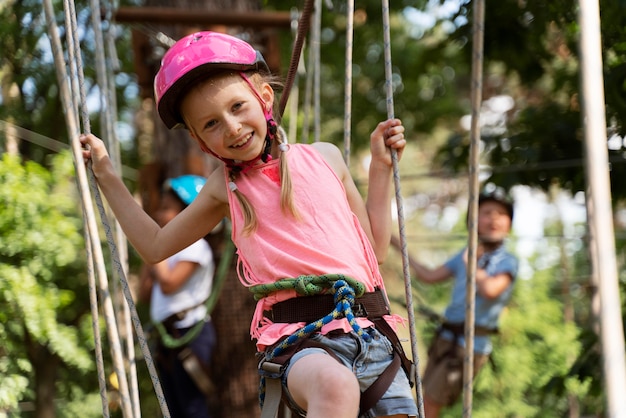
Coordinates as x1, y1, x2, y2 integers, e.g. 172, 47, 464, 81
380, 1, 424, 416
287, 8, 302, 143
41, 2, 113, 417
61, 1, 136, 416
463, 0, 485, 416
342, 0, 354, 166
44, 0, 171, 416
88, 1, 141, 414
278, 0, 314, 119
301, 1, 319, 142
312, 0, 322, 143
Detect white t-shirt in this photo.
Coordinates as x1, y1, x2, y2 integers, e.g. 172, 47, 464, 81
150, 239, 215, 328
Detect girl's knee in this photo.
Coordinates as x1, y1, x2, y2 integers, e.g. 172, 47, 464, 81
287, 353, 359, 410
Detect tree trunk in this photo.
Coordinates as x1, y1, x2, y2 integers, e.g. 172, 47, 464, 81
27, 340, 60, 418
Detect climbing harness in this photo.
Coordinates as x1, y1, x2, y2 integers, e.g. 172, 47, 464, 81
150, 226, 235, 398
253, 275, 414, 418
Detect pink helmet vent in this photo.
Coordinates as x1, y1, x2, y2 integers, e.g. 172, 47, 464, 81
154, 31, 269, 129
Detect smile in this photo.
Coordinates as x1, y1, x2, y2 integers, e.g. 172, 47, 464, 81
231, 133, 253, 148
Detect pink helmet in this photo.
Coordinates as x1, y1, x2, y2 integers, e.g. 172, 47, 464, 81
154, 31, 270, 129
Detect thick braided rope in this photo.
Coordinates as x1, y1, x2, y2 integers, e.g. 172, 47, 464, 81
255, 276, 370, 407
250, 273, 366, 301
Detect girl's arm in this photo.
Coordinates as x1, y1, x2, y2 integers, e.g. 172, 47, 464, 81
80, 133, 229, 263
365, 119, 405, 261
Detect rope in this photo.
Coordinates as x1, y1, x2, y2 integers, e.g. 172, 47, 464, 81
43, 1, 171, 415
63, 0, 138, 415
88, 0, 140, 414
380, 1, 425, 416
312, 0, 322, 143
254, 276, 370, 407
42, 5, 111, 417
287, 8, 303, 142
278, 0, 315, 119
300, 0, 320, 143
250, 273, 366, 301
463, 0, 486, 416
342, 0, 354, 166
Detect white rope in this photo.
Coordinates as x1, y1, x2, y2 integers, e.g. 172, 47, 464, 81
88, 0, 140, 414
41, 2, 109, 416
381, 1, 425, 416
463, 0, 485, 415
61, 0, 137, 416
342, 0, 354, 166
43, 0, 171, 416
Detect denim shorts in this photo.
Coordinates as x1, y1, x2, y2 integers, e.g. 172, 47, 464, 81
281, 327, 418, 417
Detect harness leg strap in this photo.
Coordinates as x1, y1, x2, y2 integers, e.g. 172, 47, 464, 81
260, 362, 283, 418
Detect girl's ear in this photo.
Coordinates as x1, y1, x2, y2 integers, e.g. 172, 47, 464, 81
261, 82, 274, 110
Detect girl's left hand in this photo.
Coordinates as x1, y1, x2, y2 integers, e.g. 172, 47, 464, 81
370, 118, 406, 166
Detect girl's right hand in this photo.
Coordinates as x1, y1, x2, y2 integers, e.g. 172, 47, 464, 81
80, 133, 111, 178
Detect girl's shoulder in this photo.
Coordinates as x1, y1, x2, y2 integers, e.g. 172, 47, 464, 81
307, 141, 345, 172
203, 167, 229, 205
309, 140, 341, 157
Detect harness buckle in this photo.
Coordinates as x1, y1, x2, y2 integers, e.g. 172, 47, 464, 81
258, 360, 284, 379
352, 302, 368, 318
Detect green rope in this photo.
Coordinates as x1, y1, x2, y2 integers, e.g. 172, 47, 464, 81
155, 233, 235, 349
249, 273, 366, 301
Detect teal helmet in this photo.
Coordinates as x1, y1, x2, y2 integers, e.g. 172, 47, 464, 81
164, 175, 206, 206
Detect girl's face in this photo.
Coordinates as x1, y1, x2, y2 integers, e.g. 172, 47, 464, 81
181, 73, 274, 162
477, 200, 512, 243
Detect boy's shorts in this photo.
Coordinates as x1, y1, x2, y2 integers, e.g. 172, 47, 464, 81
280, 327, 418, 418
422, 335, 489, 406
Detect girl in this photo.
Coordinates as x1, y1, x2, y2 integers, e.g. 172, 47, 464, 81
81, 31, 416, 418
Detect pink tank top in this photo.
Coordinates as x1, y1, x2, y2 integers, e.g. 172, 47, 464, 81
226, 144, 395, 350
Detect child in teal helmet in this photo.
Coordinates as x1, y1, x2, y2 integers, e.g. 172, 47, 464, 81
139, 175, 217, 418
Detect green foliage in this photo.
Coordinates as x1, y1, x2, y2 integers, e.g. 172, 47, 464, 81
0, 152, 98, 414
431, 0, 626, 201
271, 1, 468, 151
0, 0, 138, 168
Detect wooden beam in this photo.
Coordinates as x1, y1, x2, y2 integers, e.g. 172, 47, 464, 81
114, 7, 293, 29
